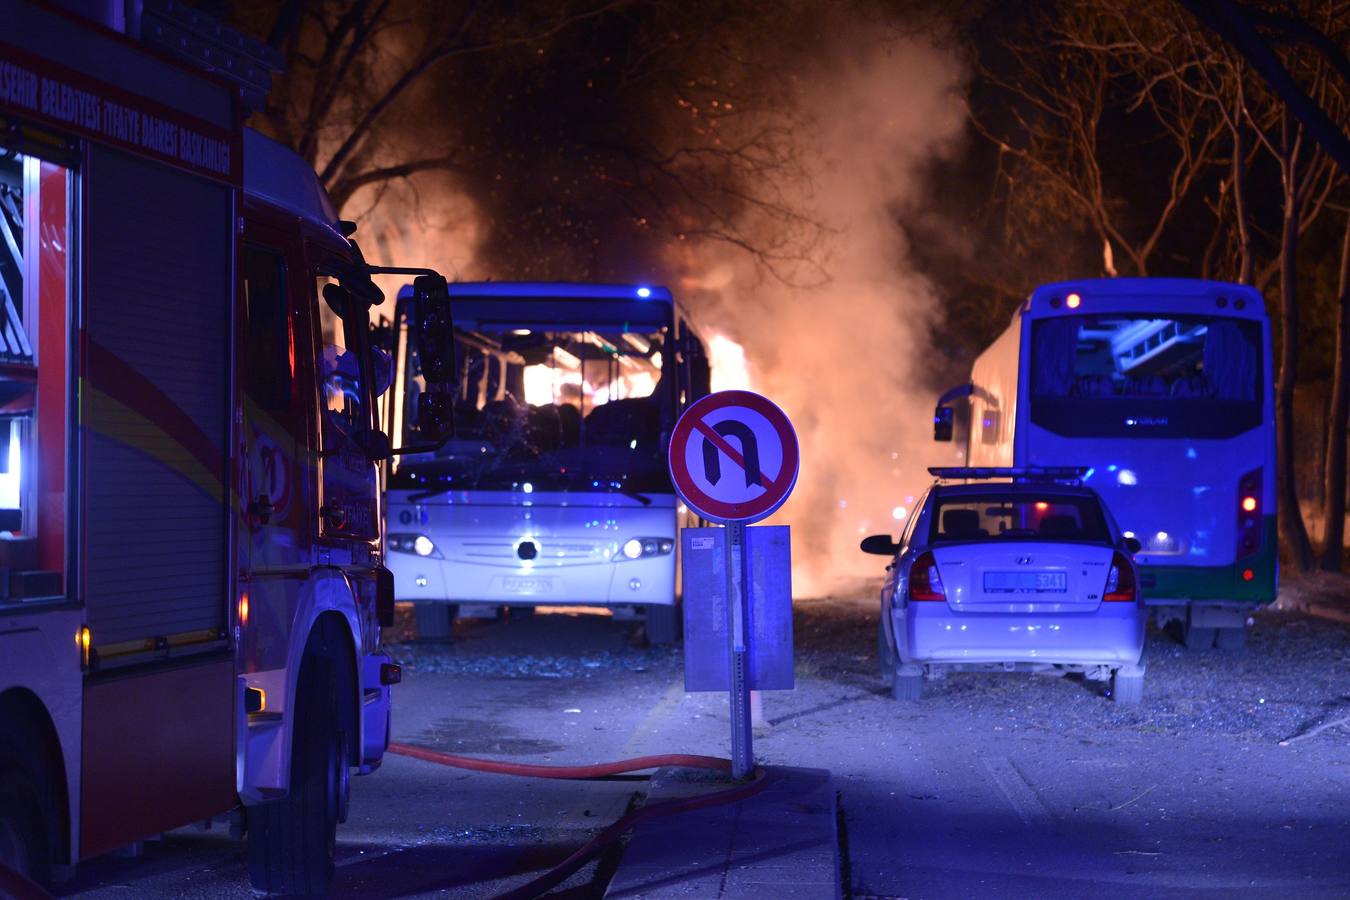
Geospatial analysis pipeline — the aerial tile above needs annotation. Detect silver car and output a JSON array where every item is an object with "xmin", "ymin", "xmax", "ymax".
[{"xmin": 863, "ymin": 468, "xmax": 1146, "ymax": 703}]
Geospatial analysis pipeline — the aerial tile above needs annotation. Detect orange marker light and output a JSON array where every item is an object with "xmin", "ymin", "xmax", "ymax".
[
  {"xmin": 1034, "ymin": 501, "xmax": 1049, "ymax": 511},
  {"xmin": 77, "ymin": 626, "xmax": 91, "ymax": 669},
  {"xmin": 1242, "ymin": 568, "xmax": 1255, "ymax": 582},
  {"xmin": 238, "ymin": 592, "xmax": 250, "ymax": 627},
  {"xmin": 1066, "ymin": 292, "xmax": 1082, "ymax": 309},
  {"xmin": 1241, "ymin": 496, "xmax": 1257, "ymax": 512}
]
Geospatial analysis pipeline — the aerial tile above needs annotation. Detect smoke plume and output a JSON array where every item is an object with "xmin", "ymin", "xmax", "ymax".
[
  {"xmin": 677, "ymin": 29, "xmax": 969, "ymax": 596},
  {"xmin": 347, "ymin": 8, "xmax": 970, "ymax": 597}
]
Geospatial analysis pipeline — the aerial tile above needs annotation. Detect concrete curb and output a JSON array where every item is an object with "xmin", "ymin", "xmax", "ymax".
[{"xmin": 605, "ymin": 765, "xmax": 840, "ymax": 899}]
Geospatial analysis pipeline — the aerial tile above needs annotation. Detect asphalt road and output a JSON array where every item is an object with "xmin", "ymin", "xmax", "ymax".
[{"xmin": 62, "ymin": 597, "xmax": 1350, "ymax": 899}]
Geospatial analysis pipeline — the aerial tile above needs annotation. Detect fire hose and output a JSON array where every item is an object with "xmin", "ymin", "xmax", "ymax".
[
  {"xmin": 386, "ymin": 742, "xmax": 773, "ymax": 900},
  {"xmin": 0, "ymin": 748, "xmax": 769, "ymax": 900}
]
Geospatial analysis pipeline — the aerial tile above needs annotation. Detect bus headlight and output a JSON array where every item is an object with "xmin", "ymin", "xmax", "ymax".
[
  {"xmin": 389, "ymin": 533, "xmax": 443, "ymax": 558},
  {"xmin": 618, "ymin": 537, "xmax": 675, "ymax": 561}
]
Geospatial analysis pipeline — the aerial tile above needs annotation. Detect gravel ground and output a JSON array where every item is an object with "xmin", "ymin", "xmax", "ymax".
[
  {"xmin": 790, "ymin": 596, "xmax": 1350, "ymax": 746},
  {"xmin": 64, "ymin": 584, "xmax": 1350, "ymax": 898}
]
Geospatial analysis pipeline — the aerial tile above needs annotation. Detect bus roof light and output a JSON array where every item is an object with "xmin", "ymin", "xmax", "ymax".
[
  {"xmin": 636, "ymin": 286, "xmax": 652, "ymax": 298},
  {"xmin": 1065, "ymin": 292, "xmax": 1081, "ymax": 309}
]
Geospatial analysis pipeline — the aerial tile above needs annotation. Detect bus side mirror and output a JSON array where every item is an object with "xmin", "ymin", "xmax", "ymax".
[
  {"xmin": 933, "ymin": 406, "xmax": 953, "ymax": 442},
  {"xmin": 1121, "ymin": 535, "xmax": 1142, "ymax": 555}
]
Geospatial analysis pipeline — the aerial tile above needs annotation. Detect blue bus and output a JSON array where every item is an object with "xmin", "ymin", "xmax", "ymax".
[{"xmin": 934, "ymin": 279, "xmax": 1276, "ymax": 648}]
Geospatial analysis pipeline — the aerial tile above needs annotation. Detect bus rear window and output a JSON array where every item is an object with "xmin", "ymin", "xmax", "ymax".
[{"xmin": 1030, "ymin": 314, "xmax": 1263, "ymax": 438}]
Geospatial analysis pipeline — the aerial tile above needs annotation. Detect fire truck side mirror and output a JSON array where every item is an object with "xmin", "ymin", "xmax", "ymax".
[
  {"xmin": 933, "ymin": 406, "xmax": 954, "ymax": 442},
  {"xmin": 413, "ymin": 274, "xmax": 454, "ymax": 384},
  {"xmin": 410, "ymin": 273, "xmax": 456, "ymax": 445},
  {"xmin": 416, "ymin": 391, "xmax": 455, "ymax": 440}
]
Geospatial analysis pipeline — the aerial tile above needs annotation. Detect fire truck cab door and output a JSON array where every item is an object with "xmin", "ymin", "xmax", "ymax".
[{"xmin": 239, "ymin": 224, "xmax": 314, "ymax": 672}]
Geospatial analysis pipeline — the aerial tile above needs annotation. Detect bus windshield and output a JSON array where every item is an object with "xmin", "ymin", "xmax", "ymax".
[
  {"xmin": 390, "ymin": 322, "xmax": 674, "ymax": 496},
  {"xmin": 1029, "ymin": 313, "xmax": 1263, "ymax": 439}
]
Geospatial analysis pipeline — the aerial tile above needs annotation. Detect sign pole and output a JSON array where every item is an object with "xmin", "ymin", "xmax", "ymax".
[
  {"xmin": 724, "ymin": 519, "xmax": 753, "ymax": 778},
  {"xmin": 668, "ymin": 390, "xmax": 799, "ymax": 782}
]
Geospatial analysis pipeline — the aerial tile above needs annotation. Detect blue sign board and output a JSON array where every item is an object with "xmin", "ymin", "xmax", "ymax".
[{"xmin": 682, "ymin": 525, "xmax": 794, "ymax": 692}]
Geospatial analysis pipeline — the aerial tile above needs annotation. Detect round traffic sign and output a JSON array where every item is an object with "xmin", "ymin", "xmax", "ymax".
[{"xmin": 668, "ymin": 390, "xmax": 800, "ymax": 524}]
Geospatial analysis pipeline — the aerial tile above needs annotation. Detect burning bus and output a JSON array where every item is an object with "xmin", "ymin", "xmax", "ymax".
[
  {"xmin": 382, "ymin": 282, "xmax": 710, "ymax": 642},
  {"xmin": 933, "ymin": 279, "xmax": 1276, "ymax": 649}
]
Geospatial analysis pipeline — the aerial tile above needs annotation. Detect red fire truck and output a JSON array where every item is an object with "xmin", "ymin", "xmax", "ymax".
[{"xmin": 0, "ymin": 1, "xmax": 454, "ymax": 894}]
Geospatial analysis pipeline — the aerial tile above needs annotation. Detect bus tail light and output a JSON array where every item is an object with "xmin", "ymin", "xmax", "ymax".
[
  {"xmin": 1237, "ymin": 467, "xmax": 1262, "ymax": 557},
  {"xmin": 908, "ymin": 552, "xmax": 946, "ymax": 602},
  {"xmin": 1103, "ymin": 552, "xmax": 1137, "ymax": 602}
]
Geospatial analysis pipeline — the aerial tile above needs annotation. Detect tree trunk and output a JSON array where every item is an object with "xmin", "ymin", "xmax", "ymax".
[
  {"xmin": 1276, "ymin": 113, "xmax": 1316, "ymax": 572},
  {"xmin": 1320, "ymin": 214, "xmax": 1350, "ymax": 571},
  {"xmin": 1232, "ymin": 90, "xmax": 1253, "ymax": 284}
]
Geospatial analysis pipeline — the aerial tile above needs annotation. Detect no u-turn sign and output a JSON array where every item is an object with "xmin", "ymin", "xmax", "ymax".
[{"xmin": 668, "ymin": 390, "xmax": 800, "ymax": 524}]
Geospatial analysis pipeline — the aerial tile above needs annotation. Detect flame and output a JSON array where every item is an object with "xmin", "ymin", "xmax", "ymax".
[{"xmin": 708, "ymin": 334, "xmax": 751, "ymax": 392}]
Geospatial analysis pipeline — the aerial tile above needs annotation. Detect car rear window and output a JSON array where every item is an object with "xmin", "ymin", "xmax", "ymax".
[{"xmin": 928, "ymin": 493, "xmax": 1111, "ymax": 544}]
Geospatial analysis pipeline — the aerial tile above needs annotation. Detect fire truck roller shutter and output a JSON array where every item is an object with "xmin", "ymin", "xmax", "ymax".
[{"xmin": 82, "ymin": 146, "xmax": 230, "ymax": 649}]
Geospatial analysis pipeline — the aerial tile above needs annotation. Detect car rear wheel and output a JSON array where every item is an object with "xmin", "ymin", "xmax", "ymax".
[
  {"xmin": 892, "ymin": 665, "xmax": 923, "ymax": 701},
  {"xmin": 1110, "ymin": 666, "xmax": 1145, "ymax": 705},
  {"xmin": 877, "ymin": 619, "xmax": 896, "ymax": 689}
]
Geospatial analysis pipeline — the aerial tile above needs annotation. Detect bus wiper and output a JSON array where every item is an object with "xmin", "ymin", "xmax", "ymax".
[
  {"xmin": 408, "ymin": 486, "xmax": 453, "ymax": 504},
  {"xmin": 620, "ymin": 488, "xmax": 652, "ymax": 506}
]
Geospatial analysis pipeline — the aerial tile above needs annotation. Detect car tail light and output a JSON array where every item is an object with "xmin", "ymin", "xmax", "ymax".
[
  {"xmin": 1237, "ymin": 467, "xmax": 1262, "ymax": 557},
  {"xmin": 1103, "ymin": 551, "xmax": 1136, "ymax": 602},
  {"xmin": 908, "ymin": 551, "xmax": 946, "ymax": 602}
]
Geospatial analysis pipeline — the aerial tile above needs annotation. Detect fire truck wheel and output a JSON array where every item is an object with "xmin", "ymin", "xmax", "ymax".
[
  {"xmin": 247, "ymin": 656, "xmax": 341, "ymax": 897},
  {"xmin": 0, "ymin": 764, "xmax": 51, "ymax": 889}
]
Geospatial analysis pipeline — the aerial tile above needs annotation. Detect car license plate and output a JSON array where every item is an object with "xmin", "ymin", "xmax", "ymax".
[
  {"xmin": 502, "ymin": 576, "xmax": 553, "ymax": 594},
  {"xmin": 983, "ymin": 571, "xmax": 1067, "ymax": 593}
]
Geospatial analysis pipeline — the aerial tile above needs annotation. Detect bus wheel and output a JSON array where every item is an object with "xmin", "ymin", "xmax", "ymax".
[
  {"xmin": 0, "ymin": 764, "xmax": 50, "ymax": 889},
  {"xmin": 414, "ymin": 602, "xmax": 455, "ymax": 641},
  {"xmin": 877, "ymin": 619, "xmax": 896, "ymax": 689},
  {"xmin": 248, "ymin": 657, "xmax": 340, "ymax": 897},
  {"xmin": 645, "ymin": 604, "xmax": 680, "ymax": 645},
  {"xmin": 1215, "ymin": 626, "xmax": 1246, "ymax": 650},
  {"xmin": 1182, "ymin": 624, "xmax": 1216, "ymax": 651}
]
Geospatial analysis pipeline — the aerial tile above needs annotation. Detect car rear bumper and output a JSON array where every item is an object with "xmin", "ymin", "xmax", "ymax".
[{"xmin": 895, "ymin": 602, "xmax": 1144, "ymax": 666}]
